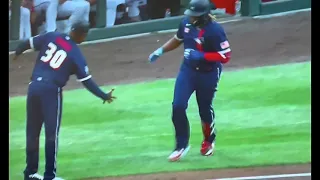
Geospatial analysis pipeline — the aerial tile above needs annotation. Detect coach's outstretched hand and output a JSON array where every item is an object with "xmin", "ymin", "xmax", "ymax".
[{"xmin": 104, "ymin": 88, "xmax": 117, "ymax": 104}]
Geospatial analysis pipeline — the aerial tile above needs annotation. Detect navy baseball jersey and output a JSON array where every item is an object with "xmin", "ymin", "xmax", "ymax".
[
  {"xmin": 29, "ymin": 32, "xmax": 91, "ymax": 87},
  {"xmin": 175, "ymin": 17, "xmax": 231, "ymax": 67}
]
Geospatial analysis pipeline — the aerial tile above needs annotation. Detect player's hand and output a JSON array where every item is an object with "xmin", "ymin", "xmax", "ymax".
[
  {"xmin": 148, "ymin": 48, "xmax": 163, "ymax": 63},
  {"xmin": 184, "ymin": 49, "xmax": 204, "ymax": 61},
  {"xmin": 103, "ymin": 88, "xmax": 116, "ymax": 104}
]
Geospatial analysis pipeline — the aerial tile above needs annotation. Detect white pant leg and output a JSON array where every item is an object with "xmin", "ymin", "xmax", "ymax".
[
  {"xmin": 57, "ymin": 1, "xmax": 90, "ymax": 33},
  {"xmin": 45, "ymin": 0, "xmax": 59, "ymax": 32},
  {"xmin": 20, "ymin": 7, "xmax": 31, "ymax": 40},
  {"xmin": 106, "ymin": 0, "xmax": 125, "ymax": 27}
]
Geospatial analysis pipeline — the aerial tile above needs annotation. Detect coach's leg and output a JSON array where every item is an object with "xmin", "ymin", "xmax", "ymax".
[
  {"xmin": 24, "ymin": 83, "xmax": 44, "ymax": 178},
  {"xmin": 195, "ymin": 66, "xmax": 222, "ymax": 155},
  {"xmin": 42, "ymin": 87, "xmax": 63, "ymax": 180},
  {"xmin": 45, "ymin": 0, "xmax": 59, "ymax": 32},
  {"xmin": 172, "ymin": 67, "xmax": 195, "ymax": 150}
]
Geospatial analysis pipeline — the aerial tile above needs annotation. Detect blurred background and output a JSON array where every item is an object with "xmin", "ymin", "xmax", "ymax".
[{"xmin": 8, "ymin": 0, "xmax": 278, "ymax": 41}]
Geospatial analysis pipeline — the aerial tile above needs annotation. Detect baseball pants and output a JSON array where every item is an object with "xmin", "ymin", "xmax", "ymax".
[
  {"xmin": 172, "ymin": 63, "xmax": 222, "ymax": 149},
  {"xmin": 24, "ymin": 81, "xmax": 63, "ymax": 180}
]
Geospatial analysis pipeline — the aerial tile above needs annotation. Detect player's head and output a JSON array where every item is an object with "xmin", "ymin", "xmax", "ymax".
[
  {"xmin": 69, "ymin": 21, "xmax": 90, "ymax": 44},
  {"xmin": 184, "ymin": 0, "xmax": 216, "ymax": 27}
]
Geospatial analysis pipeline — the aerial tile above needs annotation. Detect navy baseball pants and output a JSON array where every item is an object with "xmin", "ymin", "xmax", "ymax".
[
  {"xmin": 24, "ymin": 81, "xmax": 62, "ymax": 180},
  {"xmin": 172, "ymin": 63, "xmax": 222, "ymax": 149}
]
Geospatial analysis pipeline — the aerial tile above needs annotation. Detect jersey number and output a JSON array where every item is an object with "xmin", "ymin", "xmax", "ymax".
[{"xmin": 40, "ymin": 42, "xmax": 67, "ymax": 69}]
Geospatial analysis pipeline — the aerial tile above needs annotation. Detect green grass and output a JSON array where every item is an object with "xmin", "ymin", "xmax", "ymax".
[{"xmin": 9, "ymin": 62, "xmax": 311, "ymax": 180}]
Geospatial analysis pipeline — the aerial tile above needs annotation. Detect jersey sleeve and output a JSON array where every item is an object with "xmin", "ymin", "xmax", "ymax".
[
  {"xmin": 29, "ymin": 33, "xmax": 47, "ymax": 50},
  {"xmin": 203, "ymin": 27, "xmax": 232, "ymax": 64},
  {"xmin": 72, "ymin": 52, "xmax": 92, "ymax": 82},
  {"xmin": 174, "ymin": 20, "xmax": 185, "ymax": 41},
  {"xmin": 211, "ymin": 31, "xmax": 231, "ymax": 58}
]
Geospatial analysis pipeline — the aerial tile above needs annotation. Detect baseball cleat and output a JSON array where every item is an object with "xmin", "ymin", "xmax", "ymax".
[
  {"xmin": 168, "ymin": 145, "xmax": 191, "ymax": 162},
  {"xmin": 25, "ymin": 173, "xmax": 43, "ymax": 180},
  {"xmin": 201, "ymin": 141, "xmax": 215, "ymax": 156}
]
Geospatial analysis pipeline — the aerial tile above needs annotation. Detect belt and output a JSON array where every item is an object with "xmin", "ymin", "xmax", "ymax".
[
  {"xmin": 30, "ymin": 76, "xmax": 60, "ymax": 87},
  {"xmin": 186, "ymin": 64, "xmax": 214, "ymax": 72}
]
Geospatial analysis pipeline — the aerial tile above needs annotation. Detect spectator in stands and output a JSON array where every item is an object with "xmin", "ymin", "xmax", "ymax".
[
  {"xmin": 89, "ymin": 0, "xmax": 125, "ymax": 27},
  {"xmin": 114, "ymin": 3, "xmax": 129, "ymax": 25},
  {"xmin": 87, "ymin": 0, "xmax": 97, "ymax": 27},
  {"xmin": 30, "ymin": 0, "xmax": 90, "ymax": 34},
  {"xmin": 89, "ymin": 0, "xmax": 148, "ymax": 27},
  {"xmin": 137, "ymin": 0, "xmax": 148, "ymax": 21},
  {"xmin": 116, "ymin": 0, "xmax": 147, "ymax": 24}
]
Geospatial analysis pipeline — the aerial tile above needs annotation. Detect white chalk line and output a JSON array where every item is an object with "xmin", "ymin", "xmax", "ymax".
[
  {"xmin": 9, "ymin": 8, "xmax": 310, "ymax": 55},
  {"xmin": 207, "ymin": 172, "xmax": 311, "ymax": 180}
]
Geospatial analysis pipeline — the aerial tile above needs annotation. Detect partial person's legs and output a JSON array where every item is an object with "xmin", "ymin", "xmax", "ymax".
[{"xmin": 20, "ymin": 7, "xmax": 31, "ymax": 40}]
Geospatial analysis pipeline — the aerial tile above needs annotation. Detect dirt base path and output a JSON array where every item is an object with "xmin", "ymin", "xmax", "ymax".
[
  {"xmin": 87, "ymin": 164, "xmax": 311, "ymax": 180},
  {"xmin": 9, "ymin": 11, "xmax": 311, "ymax": 180}
]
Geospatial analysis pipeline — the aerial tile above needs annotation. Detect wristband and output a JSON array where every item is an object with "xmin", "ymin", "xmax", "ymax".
[{"xmin": 155, "ymin": 47, "xmax": 164, "ymax": 56}]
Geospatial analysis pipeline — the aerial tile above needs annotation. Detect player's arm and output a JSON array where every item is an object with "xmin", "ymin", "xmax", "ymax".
[
  {"xmin": 202, "ymin": 38, "xmax": 231, "ymax": 64},
  {"xmin": 81, "ymin": 77, "xmax": 112, "ymax": 102},
  {"xmin": 74, "ymin": 56, "xmax": 115, "ymax": 103},
  {"xmin": 159, "ymin": 21, "xmax": 184, "ymax": 53},
  {"xmin": 185, "ymin": 31, "xmax": 231, "ymax": 64},
  {"xmin": 148, "ymin": 21, "xmax": 184, "ymax": 62},
  {"xmin": 15, "ymin": 33, "xmax": 47, "ymax": 56},
  {"xmin": 203, "ymin": 29, "xmax": 232, "ymax": 64}
]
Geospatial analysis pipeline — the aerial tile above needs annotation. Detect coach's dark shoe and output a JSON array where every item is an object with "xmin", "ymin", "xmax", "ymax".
[
  {"xmin": 25, "ymin": 173, "xmax": 43, "ymax": 180},
  {"xmin": 201, "ymin": 141, "xmax": 215, "ymax": 156}
]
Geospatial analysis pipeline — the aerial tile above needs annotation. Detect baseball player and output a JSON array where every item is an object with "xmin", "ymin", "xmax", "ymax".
[
  {"xmin": 148, "ymin": 0, "xmax": 231, "ymax": 162},
  {"xmin": 33, "ymin": 0, "xmax": 90, "ymax": 33},
  {"xmin": 13, "ymin": 22, "xmax": 116, "ymax": 180}
]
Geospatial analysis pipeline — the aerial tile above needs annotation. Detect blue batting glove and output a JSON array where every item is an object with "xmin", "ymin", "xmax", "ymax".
[
  {"xmin": 149, "ymin": 48, "xmax": 163, "ymax": 63},
  {"xmin": 184, "ymin": 48, "xmax": 204, "ymax": 61}
]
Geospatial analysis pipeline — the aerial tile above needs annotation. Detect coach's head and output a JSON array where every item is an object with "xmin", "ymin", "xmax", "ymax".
[
  {"xmin": 184, "ymin": 0, "xmax": 216, "ymax": 27},
  {"xmin": 69, "ymin": 21, "xmax": 90, "ymax": 44}
]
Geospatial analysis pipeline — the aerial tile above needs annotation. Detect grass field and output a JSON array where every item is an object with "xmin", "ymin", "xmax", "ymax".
[{"xmin": 9, "ymin": 62, "xmax": 311, "ymax": 180}]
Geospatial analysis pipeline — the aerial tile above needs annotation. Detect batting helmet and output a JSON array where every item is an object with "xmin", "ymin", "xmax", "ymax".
[{"xmin": 184, "ymin": 0, "xmax": 214, "ymax": 17}]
